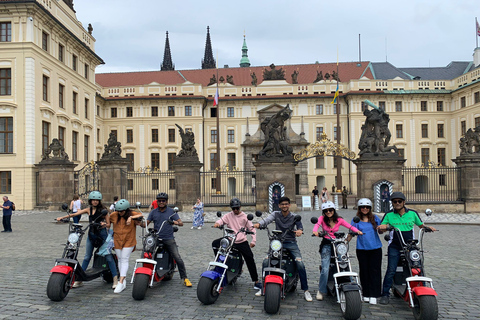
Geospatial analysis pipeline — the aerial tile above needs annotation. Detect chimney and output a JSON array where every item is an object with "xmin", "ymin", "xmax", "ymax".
[{"xmin": 474, "ymin": 47, "xmax": 480, "ymax": 67}]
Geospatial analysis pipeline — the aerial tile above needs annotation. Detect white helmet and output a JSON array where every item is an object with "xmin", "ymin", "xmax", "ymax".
[
  {"xmin": 321, "ymin": 201, "xmax": 335, "ymax": 211},
  {"xmin": 357, "ymin": 198, "xmax": 372, "ymax": 207}
]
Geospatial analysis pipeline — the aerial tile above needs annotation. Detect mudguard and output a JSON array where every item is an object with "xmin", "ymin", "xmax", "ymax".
[
  {"xmin": 135, "ymin": 267, "xmax": 154, "ymax": 276},
  {"xmin": 265, "ymin": 274, "xmax": 283, "ymax": 285},
  {"xmin": 200, "ymin": 270, "xmax": 222, "ymax": 281},
  {"xmin": 340, "ymin": 283, "xmax": 361, "ymax": 292},
  {"xmin": 50, "ymin": 265, "xmax": 73, "ymax": 275},
  {"xmin": 412, "ymin": 286, "xmax": 438, "ymax": 296}
]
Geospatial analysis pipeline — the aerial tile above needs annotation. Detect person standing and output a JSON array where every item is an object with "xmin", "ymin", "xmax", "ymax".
[
  {"xmin": 311, "ymin": 186, "xmax": 319, "ymax": 208},
  {"xmin": 381, "ymin": 187, "xmax": 390, "ymax": 213},
  {"xmin": 348, "ymin": 198, "xmax": 382, "ymax": 304},
  {"xmin": 109, "ymin": 196, "xmax": 119, "ymax": 212},
  {"xmin": 191, "ymin": 197, "xmax": 204, "ymax": 229},
  {"xmin": 1, "ymin": 196, "xmax": 13, "ymax": 232},
  {"xmin": 321, "ymin": 187, "xmax": 329, "ymax": 203},
  {"xmin": 272, "ymin": 189, "xmax": 280, "ymax": 211},
  {"xmin": 69, "ymin": 194, "xmax": 83, "ymax": 224},
  {"xmin": 342, "ymin": 186, "xmax": 348, "ymax": 209}
]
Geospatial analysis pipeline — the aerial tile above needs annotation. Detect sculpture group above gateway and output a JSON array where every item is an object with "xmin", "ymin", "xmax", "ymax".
[{"xmin": 259, "ymin": 104, "xmax": 293, "ymax": 159}]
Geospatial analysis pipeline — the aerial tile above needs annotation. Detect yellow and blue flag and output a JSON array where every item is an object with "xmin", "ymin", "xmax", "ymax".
[{"xmin": 331, "ymin": 82, "xmax": 339, "ymax": 104}]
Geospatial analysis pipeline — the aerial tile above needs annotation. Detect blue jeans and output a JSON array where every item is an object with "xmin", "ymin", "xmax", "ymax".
[
  {"xmin": 73, "ymin": 213, "xmax": 81, "ymax": 224},
  {"xmin": 382, "ymin": 245, "xmax": 401, "ymax": 296},
  {"xmin": 283, "ymin": 242, "xmax": 308, "ymax": 291},
  {"xmin": 319, "ymin": 244, "xmax": 332, "ymax": 294},
  {"xmin": 81, "ymin": 229, "xmax": 117, "ymax": 277}
]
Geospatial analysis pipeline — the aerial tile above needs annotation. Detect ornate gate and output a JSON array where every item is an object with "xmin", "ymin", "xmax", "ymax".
[{"xmin": 74, "ymin": 161, "xmax": 99, "ymax": 203}]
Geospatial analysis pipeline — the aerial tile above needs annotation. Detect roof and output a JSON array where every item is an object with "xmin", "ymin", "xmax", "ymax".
[{"xmin": 370, "ymin": 61, "xmax": 473, "ymax": 80}]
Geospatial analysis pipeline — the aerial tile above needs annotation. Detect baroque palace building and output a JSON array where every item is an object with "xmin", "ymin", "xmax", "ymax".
[{"xmin": 1, "ymin": 0, "xmax": 480, "ymax": 209}]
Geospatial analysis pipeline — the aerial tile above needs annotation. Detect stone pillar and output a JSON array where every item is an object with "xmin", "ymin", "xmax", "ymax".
[
  {"xmin": 173, "ymin": 158, "xmax": 203, "ymax": 211},
  {"xmin": 97, "ymin": 159, "xmax": 129, "ymax": 204},
  {"xmin": 353, "ymin": 154, "xmax": 406, "ymax": 201},
  {"xmin": 254, "ymin": 157, "xmax": 298, "ymax": 212},
  {"xmin": 452, "ymin": 155, "xmax": 480, "ymax": 213},
  {"xmin": 35, "ymin": 161, "xmax": 76, "ymax": 210}
]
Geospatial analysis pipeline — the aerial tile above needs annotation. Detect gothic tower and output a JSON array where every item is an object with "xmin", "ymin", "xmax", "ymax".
[
  {"xmin": 239, "ymin": 34, "xmax": 251, "ymax": 67},
  {"xmin": 161, "ymin": 31, "xmax": 175, "ymax": 71},
  {"xmin": 202, "ymin": 26, "xmax": 216, "ymax": 69}
]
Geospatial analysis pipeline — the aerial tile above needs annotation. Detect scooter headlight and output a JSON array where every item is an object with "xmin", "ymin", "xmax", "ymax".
[
  {"xmin": 336, "ymin": 243, "xmax": 348, "ymax": 256},
  {"xmin": 410, "ymin": 250, "xmax": 421, "ymax": 262},
  {"xmin": 144, "ymin": 235, "xmax": 156, "ymax": 252},
  {"xmin": 68, "ymin": 233, "xmax": 79, "ymax": 244},
  {"xmin": 220, "ymin": 238, "xmax": 230, "ymax": 249},
  {"xmin": 270, "ymin": 240, "xmax": 282, "ymax": 251}
]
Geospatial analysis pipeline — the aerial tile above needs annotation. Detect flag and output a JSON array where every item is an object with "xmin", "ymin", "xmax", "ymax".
[
  {"xmin": 213, "ymin": 88, "xmax": 219, "ymax": 106},
  {"xmin": 330, "ymin": 82, "xmax": 339, "ymax": 104},
  {"xmin": 477, "ymin": 20, "xmax": 480, "ymax": 36}
]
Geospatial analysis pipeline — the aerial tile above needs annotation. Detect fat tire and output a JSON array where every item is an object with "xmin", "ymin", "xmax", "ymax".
[
  {"xmin": 264, "ymin": 283, "xmax": 282, "ymax": 314},
  {"xmin": 341, "ymin": 290, "xmax": 362, "ymax": 320},
  {"xmin": 47, "ymin": 273, "xmax": 71, "ymax": 302},
  {"xmin": 413, "ymin": 295, "xmax": 438, "ymax": 320},
  {"xmin": 132, "ymin": 273, "xmax": 150, "ymax": 301},
  {"xmin": 197, "ymin": 277, "xmax": 219, "ymax": 305}
]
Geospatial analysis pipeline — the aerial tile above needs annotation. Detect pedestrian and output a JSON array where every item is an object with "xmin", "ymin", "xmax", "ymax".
[
  {"xmin": 272, "ymin": 189, "xmax": 280, "ymax": 211},
  {"xmin": 191, "ymin": 197, "xmax": 204, "ymax": 229},
  {"xmin": 321, "ymin": 187, "xmax": 329, "ymax": 203},
  {"xmin": 348, "ymin": 198, "xmax": 382, "ymax": 304},
  {"xmin": 56, "ymin": 191, "xmax": 118, "ymax": 288},
  {"xmin": 381, "ymin": 187, "xmax": 390, "ymax": 213},
  {"xmin": 342, "ymin": 186, "xmax": 348, "ymax": 209},
  {"xmin": 311, "ymin": 186, "xmax": 319, "ymax": 207},
  {"xmin": 145, "ymin": 192, "xmax": 192, "ymax": 287},
  {"xmin": 110, "ymin": 199, "xmax": 142, "ymax": 293},
  {"xmin": 69, "ymin": 194, "xmax": 83, "ymax": 224},
  {"xmin": 109, "ymin": 195, "xmax": 119, "ymax": 212},
  {"xmin": 148, "ymin": 197, "xmax": 159, "ymax": 211},
  {"xmin": 377, "ymin": 192, "xmax": 436, "ymax": 305},
  {"xmin": 1, "ymin": 196, "xmax": 13, "ymax": 232},
  {"xmin": 312, "ymin": 201, "xmax": 363, "ymax": 301},
  {"xmin": 212, "ymin": 198, "xmax": 261, "ymax": 291}
]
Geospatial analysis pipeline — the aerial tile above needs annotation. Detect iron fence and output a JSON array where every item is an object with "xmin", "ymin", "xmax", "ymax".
[
  {"xmin": 200, "ymin": 170, "xmax": 256, "ymax": 206},
  {"xmin": 124, "ymin": 169, "xmax": 176, "ymax": 207},
  {"xmin": 401, "ymin": 166, "xmax": 462, "ymax": 203}
]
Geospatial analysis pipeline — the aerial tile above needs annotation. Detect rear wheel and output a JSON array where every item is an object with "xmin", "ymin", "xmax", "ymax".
[
  {"xmin": 132, "ymin": 273, "xmax": 150, "ymax": 300},
  {"xmin": 340, "ymin": 290, "xmax": 362, "ymax": 320},
  {"xmin": 413, "ymin": 295, "xmax": 438, "ymax": 320},
  {"xmin": 47, "ymin": 273, "xmax": 72, "ymax": 302},
  {"xmin": 197, "ymin": 277, "xmax": 220, "ymax": 305},
  {"xmin": 264, "ymin": 283, "xmax": 282, "ymax": 314}
]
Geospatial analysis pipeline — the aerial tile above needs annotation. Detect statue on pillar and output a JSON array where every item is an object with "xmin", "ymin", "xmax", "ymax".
[
  {"xmin": 41, "ymin": 138, "xmax": 69, "ymax": 161},
  {"xmin": 459, "ymin": 126, "xmax": 480, "ymax": 155},
  {"xmin": 175, "ymin": 124, "xmax": 198, "ymax": 158},
  {"xmin": 259, "ymin": 104, "xmax": 293, "ymax": 158},
  {"xmin": 101, "ymin": 132, "xmax": 123, "ymax": 160}
]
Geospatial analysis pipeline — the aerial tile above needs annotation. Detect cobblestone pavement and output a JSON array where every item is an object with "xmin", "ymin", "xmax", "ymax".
[{"xmin": 0, "ymin": 209, "xmax": 479, "ymax": 319}]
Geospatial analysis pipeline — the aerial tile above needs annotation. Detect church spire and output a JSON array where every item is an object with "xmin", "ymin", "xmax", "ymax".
[
  {"xmin": 161, "ymin": 31, "xmax": 174, "ymax": 71},
  {"xmin": 239, "ymin": 32, "xmax": 250, "ymax": 67},
  {"xmin": 202, "ymin": 26, "xmax": 216, "ymax": 69}
]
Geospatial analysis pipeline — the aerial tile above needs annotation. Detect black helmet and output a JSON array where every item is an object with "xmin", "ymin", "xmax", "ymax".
[
  {"xmin": 156, "ymin": 192, "xmax": 168, "ymax": 200},
  {"xmin": 230, "ymin": 198, "xmax": 241, "ymax": 209},
  {"xmin": 390, "ymin": 191, "xmax": 406, "ymax": 201}
]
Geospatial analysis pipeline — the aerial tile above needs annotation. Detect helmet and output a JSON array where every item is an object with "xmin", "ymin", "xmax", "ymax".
[
  {"xmin": 390, "ymin": 191, "xmax": 406, "ymax": 201},
  {"xmin": 230, "ymin": 198, "xmax": 241, "ymax": 208},
  {"xmin": 357, "ymin": 198, "xmax": 372, "ymax": 207},
  {"xmin": 88, "ymin": 191, "xmax": 102, "ymax": 201},
  {"xmin": 115, "ymin": 199, "xmax": 130, "ymax": 211},
  {"xmin": 156, "ymin": 192, "xmax": 168, "ymax": 200},
  {"xmin": 321, "ymin": 201, "xmax": 335, "ymax": 211}
]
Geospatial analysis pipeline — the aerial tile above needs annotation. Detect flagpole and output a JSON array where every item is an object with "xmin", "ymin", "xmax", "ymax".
[
  {"xmin": 215, "ymin": 50, "xmax": 221, "ymax": 194},
  {"xmin": 335, "ymin": 47, "xmax": 342, "ymax": 192},
  {"xmin": 476, "ymin": 17, "xmax": 479, "ymax": 49}
]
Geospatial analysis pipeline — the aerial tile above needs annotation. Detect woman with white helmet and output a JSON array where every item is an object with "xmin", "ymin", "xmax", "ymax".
[
  {"xmin": 348, "ymin": 198, "xmax": 382, "ymax": 304},
  {"xmin": 312, "ymin": 201, "xmax": 363, "ymax": 301}
]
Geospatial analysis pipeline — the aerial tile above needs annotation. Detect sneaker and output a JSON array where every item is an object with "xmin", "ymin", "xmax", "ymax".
[
  {"xmin": 316, "ymin": 291, "xmax": 324, "ymax": 301},
  {"xmin": 184, "ymin": 278, "xmax": 192, "ymax": 287},
  {"xmin": 304, "ymin": 290, "xmax": 313, "ymax": 302},
  {"xmin": 72, "ymin": 281, "xmax": 83, "ymax": 288},
  {"xmin": 254, "ymin": 282, "xmax": 262, "ymax": 290},
  {"xmin": 191, "ymin": 226, "xmax": 195, "ymax": 229},
  {"xmin": 379, "ymin": 296, "xmax": 389, "ymax": 305},
  {"xmin": 114, "ymin": 281, "xmax": 126, "ymax": 293},
  {"xmin": 369, "ymin": 297, "xmax": 377, "ymax": 305},
  {"xmin": 198, "ymin": 226, "xmax": 202, "ymax": 230},
  {"xmin": 255, "ymin": 289, "xmax": 262, "ymax": 297},
  {"xmin": 363, "ymin": 297, "xmax": 370, "ymax": 302}
]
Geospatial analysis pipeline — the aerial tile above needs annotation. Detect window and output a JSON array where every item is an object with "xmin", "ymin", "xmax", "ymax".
[
  {"xmin": 421, "ymin": 148, "xmax": 430, "ymax": 165},
  {"xmin": 97, "ymin": 105, "xmax": 100, "ymax": 116},
  {"xmin": 0, "ymin": 171, "xmax": 11, "ymax": 193},
  {"xmin": 151, "ymin": 106, "xmax": 158, "ymax": 117},
  {"xmin": 185, "ymin": 106, "xmax": 192, "ymax": 116},
  {"xmin": 333, "ymin": 104, "xmax": 338, "ymax": 115},
  {"xmin": 168, "ymin": 106, "xmax": 175, "ymax": 116},
  {"xmin": 84, "ymin": 135, "xmax": 89, "ymax": 162},
  {"xmin": 126, "ymin": 153, "xmax": 134, "ymax": 171},
  {"xmin": 59, "ymin": 84, "xmax": 64, "ymax": 109},
  {"xmin": 211, "ymin": 178, "xmax": 217, "ymax": 190},
  {"xmin": 211, "ymin": 108, "xmax": 217, "ymax": 118},
  {"xmin": 316, "ymin": 127, "xmax": 324, "ymax": 141},
  {"xmin": 168, "ymin": 153, "xmax": 176, "ymax": 170},
  {"xmin": 111, "ymin": 107, "xmax": 117, "ymax": 118},
  {"xmin": 361, "ymin": 101, "xmax": 368, "ymax": 112},
  {"xmin": 97, "ymin": 153, "xmax": 100, "ymax": 161},
  {"xmin": 151, "ymin": 153, "xmax": 160, "ymax": 169},
  {"xmin": 437, "ymin": 101, "xmax": 443, "ymax": 112},
  {"xmin": 439, "ymin": 174, "xmax": 446, "ymax": 186},
  {"xmin": 0, "ymin": 117, "xmax": 13, "ymax": 153},
  {"xmin": 72, "ymin": 131, "xmax": 78, "ymax": 161},
  {"xmin": 398, "ymin": 148, "xmax": 404, "ymax": 158},
  {"xmin": 395, "ymin": 101, "xmax": 402, "ymax": 112},
  {"xmin": 84, "ymin": 64, "xmax": 89, "ymax": 79},
  {"xmin": 126, "ymin": 107, "xmax": 133, "ymax": 117},
  {"xmin": 72, "ymin": 92, "xmax": 77, "ymax": 114},
  {"xmin": 475, "ymin": 91, "xmax": 480, "ymax": 104},
  {"xmin": 460, "ymin": 96, "xmax": 466, "ymax": 108},
  {"xmin": 97, "ymin": 128, "xmax": 100, "ymax": 142},
  {"xmin": 126, "ymin": 129, "xmax": 133, "ymax": 143},
  {"xmin": 152, "ymin": 129, "xmax": 158, "ymax": 143},
  {"xmin": 227, "ymin": 153, "xmax": 236, "ymax": 169},
  {"xmin": 227, "ymin": 107, "xmax": 234, "ymax": 117},
  {"xmin": 42, "ymin": 75, "xmax": 49, "ymax": 101},
  {"xmin": 315, "ymin": 104, "xmax": 323, "ymax": 115},
  {"xmin": 58, "ymin": 126, "xmax": 65, "ymax": 147},
  {"xmin": 421, "ymin": 101, "xmax": 427, "ymax": 112},
  {"xmin": 461, "ymin": 121, "xmax": 466, "ymax": 136},
  {"xmin": 333, "ymin": 126, "xmax": 337, "ymax": 140},
  {"xmin": 228, "ymin": 129, "xmax": 234, "ymax": 143},
  {"xmin": 210, "ymin": 153, "xmax": 217, "ymax": 170},
  {"xmin": 42, "ymin": 31, "xmax": 48, "ymax": 51},
  {"xmin": 0, "ymin": 68, "xmax": 11, "ymax": 95},
  {"xmin": 152, "ymin": 179, "xmax": 159, "ymax": 190},
  {"xmin": 437, "ymin": 124, "xmax": 444, "ymax": 138},
  {"xmin": 476, "ymin": 117, "xmax": 480, "ymax": 128},
  {"xmin": 379, "ymin": 101, "xmax": 386, "ymax": 111},
  {"xmin": 168, "ymin": 128, "xmax": 175, "ymax": 143},
  {"xmin": 58, "ymin": 44, "xmax": 64, "ymax": 62},
  {"xmin": 315, "ymin": 156, "xmax": 324, "ymax": 169},
  {"xmin": 421, "ymin": 124, "xmax": 428, "ymax": 138},
  {"xmin": 128, "ymin": 179, "xmax": 133, "ymax": 190},
  {"xmin": 211, "ymin": 129, "xmax": 217, "ymax": 143},
  {"xmin": 84, "ymin": 98, "xmax": 89, "ymax": 119},
  {"xmin": 72, "ymin": 54, "xmax": 77, "ymax": 71},
  {"xmin": 396, "ymin": 124, "xmax": 403, "ymax": 138},
  {"xmin": 169, "ymin": 179, "xmax": 175, "ymax": 190},
  {"xmin": 42, "ymin": 121, "xmax": 50, "ymax": 155},
  {"xmin": 0, "ymin": 22, "xmax": 11, "ymax": 42},
  {"xmin": 437, "ymin": 148, "xmax": 446, "ymax": 166}
]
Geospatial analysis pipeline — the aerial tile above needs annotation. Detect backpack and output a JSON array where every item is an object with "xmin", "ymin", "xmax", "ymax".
[{"xmin": 11, "ymin": 202, "xmax": 15, "ymax": 211}]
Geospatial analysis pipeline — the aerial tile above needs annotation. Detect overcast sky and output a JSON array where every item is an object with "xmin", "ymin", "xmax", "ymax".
[{"xmin": 73, "ymin": 0, "xmax": 479, "ymax": 74}]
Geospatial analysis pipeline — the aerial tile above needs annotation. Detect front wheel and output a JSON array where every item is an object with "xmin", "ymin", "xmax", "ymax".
[
  {"xmin": 413, "ymin": 295, "xmax": 438, "ymax": 320},
  {"xmin": 340, "ymin": 290, "xmax": 362, "ymax": 320},
  {"xmin": 264, "ymin": 283, "xmax": 282, "ymax": 314},
  {"xmin": 197, "ymin": 277, "xmax": 220, "ymax": 305},
  {"xmin": 132, "ymin": 273, "xmax": 150, "ymax": 300},
  {"xmin": 47, "ymin": 273, "xmax": 72, "ymax": 302}
]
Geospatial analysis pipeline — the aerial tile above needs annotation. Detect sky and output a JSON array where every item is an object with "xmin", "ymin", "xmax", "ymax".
[{"xmin": 73, "ymin": 0, "xmax": 480, "ymax": 74}]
